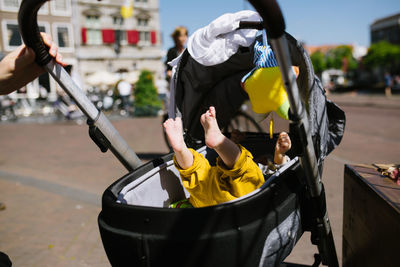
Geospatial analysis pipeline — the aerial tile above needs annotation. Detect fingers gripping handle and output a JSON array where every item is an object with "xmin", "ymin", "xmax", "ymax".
[
  {"xmin": 18, "ymin": 0, "xmax": 52, "ymax": 66},
  {"xmin": 248, "ymin": 0, "xmax": 285, "ymax": 39}
]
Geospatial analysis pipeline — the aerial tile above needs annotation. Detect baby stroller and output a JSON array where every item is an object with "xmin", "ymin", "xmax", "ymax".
[
  {"xmin": 19, "ymin": 0, "xmax": 345, "ymax": 266},
  {"xmin": 99, "ymin": 9, "xmax": 345, "ymax": 267}
]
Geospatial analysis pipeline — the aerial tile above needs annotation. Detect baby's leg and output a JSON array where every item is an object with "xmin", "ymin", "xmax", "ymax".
[
  {"xmin": 201, "ymin": 107, "xmax": 241, "ymax": 169},
  {"xmin": 163, "ymin": 117, "xmax": 193, "ymax": 169},
  {"xmin": 274, "ymin": 132, "xmax": 292, "ymax": 165}
]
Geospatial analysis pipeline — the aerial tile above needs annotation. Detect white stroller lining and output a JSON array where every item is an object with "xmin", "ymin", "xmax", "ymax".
[
  {"xmin": 118, "ymin": 144, "xmax": 299, "ymax": 208},
  {"xmin": 117, "ymin": 158, "xmax": 190, "ymax": 208}
]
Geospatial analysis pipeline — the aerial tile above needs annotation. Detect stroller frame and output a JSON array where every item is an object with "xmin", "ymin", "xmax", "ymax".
[
  {"xmin": 247, "ymin": 1, "xmax": 338, "ymax": 265},
  {"xmin": 18, "ymin": 0, "xmax": 341, "ymax": 266}
]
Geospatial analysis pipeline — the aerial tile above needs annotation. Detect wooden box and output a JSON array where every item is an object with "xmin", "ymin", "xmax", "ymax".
[{"xmin": 343, "ymin": 164, "xmax": 400, "ymax": 267}]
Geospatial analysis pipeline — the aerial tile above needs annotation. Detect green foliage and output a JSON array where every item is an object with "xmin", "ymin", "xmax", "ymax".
[
  {"xmin": 363, "ymin": 41, "xmax": 400, "ymax": 70},
  {"xmin": 134, "ymin": 70, "xmax": 162, "ymax": 116},
  {"xmin": 310, "ymin": 51, "xmax": 326, "ymax": 74},
  {"xmin": 310, "ymin": 45, "xmax": 358, "ymax": 74},
  {"xmin": 326, "ymin": 45, "xmax": 358, "ymax": 71}
]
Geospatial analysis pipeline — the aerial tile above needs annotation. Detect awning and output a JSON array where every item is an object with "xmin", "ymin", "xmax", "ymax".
[
  {"xmin": 124, "ymin": 71, "xmax": 140, "ymax": 84},
  {"xmin": 86, "ymin": 71, "xmax": 119, "ymax": 89}
]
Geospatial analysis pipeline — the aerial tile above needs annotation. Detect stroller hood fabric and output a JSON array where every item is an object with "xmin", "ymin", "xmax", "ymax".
[{"xmin": 172, "ymin": 26, "xmax": 345, "ymax": 166}]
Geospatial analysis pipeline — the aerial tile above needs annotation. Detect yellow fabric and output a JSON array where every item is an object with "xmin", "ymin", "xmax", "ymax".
[
  {"xmin": 243, "ymin": 66, "xmax": 299, "ymax": 120},
  {"xmin": 173, "ymin": 145, "xmax": 265, "ymax": 208}
]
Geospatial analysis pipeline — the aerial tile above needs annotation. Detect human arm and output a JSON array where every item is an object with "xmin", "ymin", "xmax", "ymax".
[{"xmin": 0, "ymin": 32, "xmax": 67, "ymax": 95}]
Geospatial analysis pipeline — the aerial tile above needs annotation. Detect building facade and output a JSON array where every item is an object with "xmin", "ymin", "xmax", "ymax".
[
  {"xmin": 76, "ymin": 0, "xmax": 163, "ymax": 90},
  {"xmin": 370, "ymin": 13, "xmax": 400, "ymax": 45},
  {"xmin": 1, "ymin": 0, "xmax": 163, "ymax": 99},
  {"xmin": 0, "ymin": 0, "xmax": 76, "ymax": 100}
]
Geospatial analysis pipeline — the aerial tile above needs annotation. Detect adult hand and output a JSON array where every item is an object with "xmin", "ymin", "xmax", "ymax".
[{"xmin": 0, "ymin": 32, "xmax": 67, "ymax": 95}]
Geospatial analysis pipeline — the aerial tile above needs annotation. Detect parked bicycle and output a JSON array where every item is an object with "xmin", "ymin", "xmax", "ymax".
[{"xmin": 0, "ymin": 95, "xmax": 17, "ymax": 122}]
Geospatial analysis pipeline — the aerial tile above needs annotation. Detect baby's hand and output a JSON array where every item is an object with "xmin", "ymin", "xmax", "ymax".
[{"xmin": 275, "ymin": 132, "xmax": 291, "ymax": 155}]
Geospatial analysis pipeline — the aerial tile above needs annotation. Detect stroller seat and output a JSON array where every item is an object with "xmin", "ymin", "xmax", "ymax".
[{"xmin": 99, "ymin": 133, "xmax": 306, "ymax": 267}]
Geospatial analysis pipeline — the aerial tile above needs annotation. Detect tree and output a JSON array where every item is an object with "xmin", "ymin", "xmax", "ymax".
[
  {"xmin": 325, "ymin": 45, "xmax": 358, "ymax": 72},
  {"xmin": 310, "ymin": 45, "xmax": 358, "ymax": 75},
  {"xmin": 310, "ymin": 50, "xmax": 326, "ymax": 75},
  {"xmin": 134, "ymin": 70, "xmax": 162, "ymax": 116},
  {"xmin": 363, "ymin": 41, "xmax": 400, "ymax": 72}
]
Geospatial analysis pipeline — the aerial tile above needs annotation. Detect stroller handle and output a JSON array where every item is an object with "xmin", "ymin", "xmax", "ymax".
[
  {"xmin": 18, "ymin": 0, "xmax": 52, "ymax": 66},
  {"xmin": 248, "ymin": 0, "xmax": 285, "ymax": 39}
]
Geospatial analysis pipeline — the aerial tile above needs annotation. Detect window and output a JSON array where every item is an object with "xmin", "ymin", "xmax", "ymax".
[
  {"xmin": 84, "ymin": 15, "xmax": 102, "ymax": 45},
  {"xmin": 1, "ymin": 20, "xmax": 50, "ymax": 51},
  {"xmin": 2, "ymin": 20, "xmax": 21, "ymax": 51},
  {"xmin": 38, "ymin": 2, "xmax": 49, "ymax": 15},
  {"xmin": 50, "ymin": 0, "xmax": 71, "ymax": 16},
  {"xmin": 114, "ymin": 30, "xmax": 127, "ymax": 45},
  {"xmin": 113, "ymin": 16, "xmax": 124, "ymax": 26},
  {"xmin": 57, "ymin": 27, "xmax": 69, "ymax": 47},
  {"xmin": 134, "ymin": 0, "xmax": 148, "ymax": 7},
  {"xmin": 38, "ymin": 21, "xmax": 50, "ymax": 35},
  {"xmin": 85, "ymin": 15, "xmax": 100, "ymax": 28},
  {"xmin": 1, "ymin": 0, "xmax": 19, "ymax": 11},
  {"xmin": 112, "ymin": 14, "xmax": 126, "ymax": 45},
  {"xmin": 86, "ymin": 29, "xmax": 102, "ymax": 45},
  {"xmin": 53, "ymin": 23, "xmax": 74, "ymax": 52},
  {"xmin": 137, "ymin": 18, "xmax": 148, "ymax": 27},
  {"xmin": 1, "ymin": 0, "xmax": 50, "ymax": 13},
  {"xmin": 139, "ymin": 31, "xmax": 150, "ymax": 45}
]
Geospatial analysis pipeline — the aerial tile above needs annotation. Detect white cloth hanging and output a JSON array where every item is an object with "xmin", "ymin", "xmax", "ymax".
[{"xmin": 187, "ymin": 10, "xmax": 261, "ymax": 66}]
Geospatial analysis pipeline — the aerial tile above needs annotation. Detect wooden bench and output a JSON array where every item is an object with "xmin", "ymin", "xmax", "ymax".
[{"xmin": 343, "ymin": 164, "xmax": 400, "ymax": 267}]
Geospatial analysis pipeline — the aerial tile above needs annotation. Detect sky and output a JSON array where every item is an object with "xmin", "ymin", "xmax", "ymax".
[{"xmin": 159, "ymin": 0, "xmax": 400, "ymax": 52}]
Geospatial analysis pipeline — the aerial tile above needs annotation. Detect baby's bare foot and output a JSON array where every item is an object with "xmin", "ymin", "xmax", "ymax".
[
  {"xmin": 200, "ymin": 107, "xmax": 225, "ymax": 149},
  {"xmin": 163, "ymin": 117, "xmax": 185, "ymax": 152},
  {"xmin": 276, "ymin": 132, "xmax": 291, "ymax": 155}
]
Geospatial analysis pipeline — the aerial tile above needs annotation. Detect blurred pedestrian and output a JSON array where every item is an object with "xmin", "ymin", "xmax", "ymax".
[
  {"xmin": 165, "ymin": 26, "xmax": 188, "ymax": 83},
  {"xmin": 117, "ymin": 80, "xmax": 132, "ymax": 115},
  {"xmin": 384, "ymin": 72, "xmax": 393, "ymax": 97},
  {"xmin": 0, "ymin": 32, "xmax": 67, "ymax": 95}
]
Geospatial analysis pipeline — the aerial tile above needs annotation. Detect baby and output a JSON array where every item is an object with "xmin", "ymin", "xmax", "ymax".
[{"xmin": 164, "ymin": 106, "xmax": 291, "ymax": 208}]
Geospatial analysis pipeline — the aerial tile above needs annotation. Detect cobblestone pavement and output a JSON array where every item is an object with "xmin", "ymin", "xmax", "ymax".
[{"xmin": 0, "ymin": 93, "xmax": 399, "ymax": 266}]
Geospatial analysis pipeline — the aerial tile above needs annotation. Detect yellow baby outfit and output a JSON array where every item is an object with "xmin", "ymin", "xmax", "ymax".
[{"xmin": 173, "ymin": 145, "xmax": 265, "ymax": 208}]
